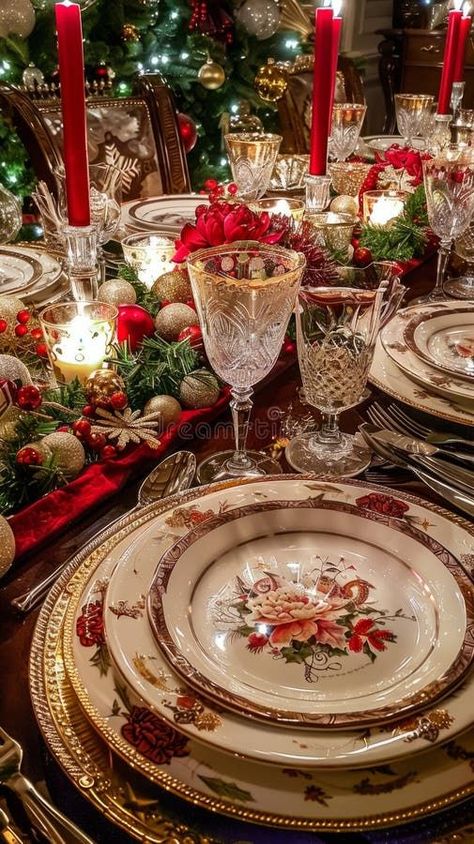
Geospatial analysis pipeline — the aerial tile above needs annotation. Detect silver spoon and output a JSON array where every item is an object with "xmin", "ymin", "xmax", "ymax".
[{"xmin": 11, "ymin": 450, "xmax": 196, "ymax": 615}]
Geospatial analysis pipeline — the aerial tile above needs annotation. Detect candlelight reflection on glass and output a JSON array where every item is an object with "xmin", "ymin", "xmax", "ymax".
[
  {"xmin": 363, "ymin": 190, "xmax": 408, "ymax": 227},
  {"xmin": 395, "ymin": 94, "xmax": 434, "ymax": 147},
  {"xmin": 329, "ymin": 103, "xmax": 367, "ymax": 162},
  {"xmin": 122, "ymin": 232, "xmax": 175, "ymax": 288},
  {"xmin": 40, "ymin": 302, "xmax": 117, "ymax": 385},
  {"xmin": 250, "ymin": 197, "xmax": 305, "ymax": 222},
  {"xmin": 306, "ymin": 212, "xmax": 355, "ymax": 257}
]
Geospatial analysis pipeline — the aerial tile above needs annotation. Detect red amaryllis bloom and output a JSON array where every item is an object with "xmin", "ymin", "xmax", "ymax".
[
  {"xmin": 76, "ymin": 600, "xmax": 105, "ymax": 647},
  {"xmin": 173, "ymin": 200, "xmax": 283, "ymax": 262},
  {"xmin": 121, "ymin": 706, "xmax": 189, "ymax": 764},
  {"xmin": 356, "ymin": 492, "xmax": 410, "ymax": 519},
  {"xmin": 383, "ymin": 145, "xmax": 432, "ymax": 187},
  {"xmin": 348, "ymin": 618, "xmax": 395, "ymax": 654}
]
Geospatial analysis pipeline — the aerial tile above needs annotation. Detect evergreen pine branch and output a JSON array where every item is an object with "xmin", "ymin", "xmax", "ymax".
[{"xmin": 118, "ymin": 264, "xmax": 161, "ymax": 314}]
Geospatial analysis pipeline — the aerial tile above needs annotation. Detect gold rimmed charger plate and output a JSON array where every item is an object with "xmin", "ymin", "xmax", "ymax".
[{"xmin": 30, "ymin": 477, "xmax": 474, "ymax": 835}]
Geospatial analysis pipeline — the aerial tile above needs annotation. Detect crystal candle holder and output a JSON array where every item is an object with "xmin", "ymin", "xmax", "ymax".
[
  {"xmin": 362, "ymin": 190, "xmax": 408, "ymax": 227},
  {"xmin": 305, "ymin": 212, "xmax": 356, "ymax": 256},
  {"xmin": 40, "ymin": 301, "xmax": 117, "ymax": 385},
  {"xmin": 64, "ymin": 224, "xmax": 100, "ymax": 301},
  {"xmin": 451, "ymin": 81, "xmax": 466, "ymax": 125},
  {"xmin": 250, "ymin": 197, "xmax": 305, "ymax": 222},
  {"xmin": 329, "ymin": 162, "xmax": 372, "ymax": 197},
  {"xmin": 305, "ymin": 174, "xmax": 331, "ymax": 213},
  {"xmin": 122, "ymin": 232, "xmax": 176, "ymax": 288},
  {"xmin": 224, "ymin": 132, "xmax": 282, "ymax": 200}
]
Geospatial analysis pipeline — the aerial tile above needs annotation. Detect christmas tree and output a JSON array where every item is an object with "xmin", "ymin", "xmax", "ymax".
[{"xmin": 0, "ymin": 0, "xmax": 309, "ymax": 200}]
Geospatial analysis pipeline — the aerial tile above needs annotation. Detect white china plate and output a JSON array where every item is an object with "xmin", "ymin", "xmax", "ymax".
[
  {"xmin": 381, "ymin": 304, "xmax": 474, "ymax": 404},
  {"xmin": 61, "ymin": 478, "xmax": 474, "ymax": 829},
  {"xmin": 102, "ymin": 479, "xmax": 474, "ymax": 768},
  {"xmin": 363, "ymin": 135, "xmax": 426, "ymax": 152},
  {"xmin": 148, "ymin": 499, "xmax": 470, "ymax": 728},
  {"xmin": 406, "ymin": 307, "xmax": 474, "ymax": 381},
  {"xmin": 0, "ymin": 247, "xmax": 43, "ymax": 293},
  {"xmin": 122, "ymin": 194, "xmax": 208, "ymax": 234}
]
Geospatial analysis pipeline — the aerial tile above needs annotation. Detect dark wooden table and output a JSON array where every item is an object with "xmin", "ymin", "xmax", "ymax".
[{"xmin": 1, "ymin": 258, "xmax": 473, "ymax": 843}]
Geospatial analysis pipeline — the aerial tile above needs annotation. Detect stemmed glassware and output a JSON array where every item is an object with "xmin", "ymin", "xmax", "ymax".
[
  {"xmin": 448, "ymin": 220, "xmax": 474, "ymax": 299},
  {"xmin": 416, "ymin": 151, "xmax": 474, "ymax": 303},
  {"xmin": 187, "ymin": 242, "xmax": 305, "ymax": 484},
  {"xmin": 286, "ymin": 264, "xmax": 396, "ymax": 479},
  {"xmin": 224, "ymin": 133, "xmax": 282, "ymax": 200},
  {"xmin": 328, "ymin": 103, "xmax": 367, "ymax": 162},
  {"xmin": 395, "ymin": 94, "xmax": 434, "ymax": 147}
]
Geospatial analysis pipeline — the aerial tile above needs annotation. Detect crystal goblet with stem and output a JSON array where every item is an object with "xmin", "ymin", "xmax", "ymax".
[
  {"xmin": 328, "ymin": 103, "xmax": 367, "ymax": 162},
  {"xmin": 446, "ymin": 220, "xmax": 474, "ymax": 299},
  {"xmin": 285, "ymin": 272, "xmax": 391, "ymax": 479},
  {"xmin": 224, "ymin": 133, "xmax": 282, "ymax": 200},
  {"xmin": 414, "ymin": 152, "xmax": 474, "ymax": 304},
  {"xmin": 395, "ymin": 93, "xmax": 434, "ymax": 147},
  {"xmin": 187, "ymin": 242, "xmax": 306, "ymax": 484}
]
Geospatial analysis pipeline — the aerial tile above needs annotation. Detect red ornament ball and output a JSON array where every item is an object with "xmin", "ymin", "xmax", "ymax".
[
  {"xmin": 82, "ymin": 404, "xmax": 95, "ymax": 418},
  {"xmin": 110, "ymin": 390, "xmax": 128, "ymax": 410},
  {"xmin": 353, "ymin": 247, "xmax": 373, "ymax": 268},
  {"xmin": 117, "ymin": 304, "xmax": 155, "ymax": 352},
  {"xmin": 177, "ymin": 112, "xmax": 198, "ymax": 153},
  {"xmin": 72, "ymin": 418, "xmax": 92, "ymax": 439},
  {"xmin": 177, "ymin": 325, "xmax": 203, "ymax": 348},
  {"xmin": 14, "ymin": 324, "xmax": 28, "ymax": 338},
  {"xmin": 56, "ymin": 425, "xmax": 70, "ymax": 433},
  {"xmin": 101, "ymin": 444, "xmax": 117, "ymax": 460},
  {"xmin": 35, "ymin": 343, "xmax": 48, "ymax": 358},
  {"xmin": 0, "ymin": 319, "xmax": 7, "ymax": 334},
  {"xmin": 282, "ymin": 336, "xmax": 296, "ymax": 355},
  {"xmin": 16, "ymin": 446, "xmax": 43, "ymax": 466},
  {"xmin": 17, "ymin": 385, "xmax": 42, "ymax": 411},
  {"xmin": 87, "ymin": 432, "xmax": 107, "ymax": 451},
  {"xmin": 16, "ymin": 310, "xmax": 30, "ymax": 325}
]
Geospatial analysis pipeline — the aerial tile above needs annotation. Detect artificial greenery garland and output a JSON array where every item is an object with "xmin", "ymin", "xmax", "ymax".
[{"xmin": 359, "ymin": 186, "xmax": 430, "ymax": 263}]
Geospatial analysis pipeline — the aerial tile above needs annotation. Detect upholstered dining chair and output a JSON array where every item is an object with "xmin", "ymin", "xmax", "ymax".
[
  {"xmin": 0, "ymin": 72, "xmax": 191, "ymax": 202},
  {"xmin": 277, "ymin": 55, "xmax": 366, "ymax": 154}
]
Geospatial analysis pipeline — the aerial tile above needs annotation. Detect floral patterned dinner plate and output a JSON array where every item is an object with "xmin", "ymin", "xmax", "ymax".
[
  {"xmin": 122, "ymin": 194, "xmax": 208, "ymax": 234},
  {"xmin": 56, "ymin": 478, "xmax": 474, "ymax": 831},
  {"xmin": 405, "ymin": 306, "xmax": 474, "ymax": 382},
  {"xmin": 147, "ymin": 497, "xmax": 472, "ymax": 728}
]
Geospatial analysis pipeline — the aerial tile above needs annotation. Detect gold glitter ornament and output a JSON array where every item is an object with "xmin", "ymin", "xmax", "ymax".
[
  {"xmin": 0, "ymin": 354, "xmax": 32, "ymax": 386},
  {"xmin": 154, "ymin": 303, "xmax": 199, "ymax": 342},
  {"xmin": 0, "ymin": 514, "xmax": 15, "ymax": 579},
  {"xmin": 330, "ymin": 195, "xmax": 359, "ymax": 217},
  {"xmin": 198, "ymin": 57, "xmax": 226, "ymax": 90},
  {"xmin": 97, "ymin": 279, "xmax": 137, "ymax": 306},
  {"xmin": 0, "ymin": 406, "xmax": 21, "ymax": 443},
  {"xmin": 179, "ymin": 369, "xmax": 220, "ymax": 409},
  {"xmin": 0, "ymin": 0, "xmax": 35, "ymax": 39},
  {"xmin": 85, "ymin": 369, "xmax": 125, "ymax": 405},
  {"xmin": 122, "ymin": 22, "xmax": 140, "ymax": 41},
  {"xmin": 41, "ymin": 431, "xmax": 86, "ymax": 478},
  {"xmin": 151, "ymin": 269, "xmax": 192, "ymax": 304},
  {"xmin": 254, "ymin": 58, "xmax": 288, "ymax": 103},
  {"xmin": 0, "ymin": 295, "xmax": 27, "ymax": 352},
  {"xmin": 143, "ymin": 395, "xmax": 182, "ymax": 431}
]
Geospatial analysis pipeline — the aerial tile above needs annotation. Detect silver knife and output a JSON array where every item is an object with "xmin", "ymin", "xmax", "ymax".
[{"xmin": 370, "ymin": 428, "xmax": 474, "ymax": 468}]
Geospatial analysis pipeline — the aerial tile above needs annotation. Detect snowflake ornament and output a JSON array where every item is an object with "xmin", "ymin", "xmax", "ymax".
[{"xmin": 91, "ymin": 406, "xmax": 162, "ymax": 450}]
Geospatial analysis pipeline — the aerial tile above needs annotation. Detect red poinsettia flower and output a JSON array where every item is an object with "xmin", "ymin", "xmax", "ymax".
[
  {"xmin": 76, "ymin": 600, "xmax": 105, "ymax": 647},
  {"xmin": 382, "ymin": 145, "xmax": 431, "ymax": 187},
  {"xmin": 121, "ymin": 706, "xmax": 189, "ymax": 764},
  {"xmin": 348, "ymin": 618, "xmax": 395, "ymax": 654},
  {"xmin": 173, "ymin": 200, "xmax": 284, "ymax": 262},
  {"xmin": 356, "ymin": 492, "xmax": 410, "ymax": 519}
]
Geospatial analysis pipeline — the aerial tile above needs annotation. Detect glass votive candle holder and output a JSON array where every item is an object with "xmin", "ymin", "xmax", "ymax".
[
  {"xmin": 250, "ymin": 197, "xmax": 305, "ymax": 222},
  {"xmin": 362, "ymin": 190, "xmax": 408, "ymax": 227},
  {"xmin": 224, "ymin": 132, "xmax": 282, "ymax": 200},
  {"xmin": 40, "ymin": 301, "xmax": 118, "ymax": 385},
  {"xmin": 122, "ymin": 232, "xmax": 175, "ymax": 288},
  {"xmin": 306, "ymin": 212, "xmax": 356, "ymax": 256},
  {"xmin": 329, "ymin": 162, "xmax": 372, "ymax": 197}
]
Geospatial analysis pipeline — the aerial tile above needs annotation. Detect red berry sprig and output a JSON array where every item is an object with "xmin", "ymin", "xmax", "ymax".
[
  {"xmin": 110, "ymin": 391, "xmax": 128, "ymax": 410},
  {"xmin": 17, "ymin": 385, "xmax": 42, "ymax": 411},
  {"xmin": 16, "ymin": 446, "xmax": 44, "ymax": 466},
  {"xmin": 101, "ymin": 444, "xmax": 117, "ymax": 460}
]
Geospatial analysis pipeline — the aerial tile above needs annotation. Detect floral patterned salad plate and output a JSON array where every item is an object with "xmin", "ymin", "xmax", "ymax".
[
  {"xmin": 103, "ymin": 479, "xmax": 474, "ymax": 769},
  {"xmin": 404, "ymin": 306, "xmax": 474, "ymax": 382},
  {"xmin": 45, "ymin": 478, "xmax": 474, "ymax": 833},
  {"xmin": 122, "ymin": 194, "xmax": 208, "ymax": 234},
  {"xmin": 147, "ymin": 496, "xmax": 472, "ymax": 728}
]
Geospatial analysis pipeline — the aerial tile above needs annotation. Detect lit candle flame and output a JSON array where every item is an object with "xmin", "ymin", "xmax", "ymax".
[{"xmin": 332, "ymin": 0, "xmax": 342, "ymax": 16}]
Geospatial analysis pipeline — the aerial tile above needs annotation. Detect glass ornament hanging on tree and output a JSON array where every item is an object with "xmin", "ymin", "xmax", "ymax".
[
  {"xmin": 0, "ymin": 0, "xmax": 35, "ymax": 38},
  {"xmin": 236, "ymin": 0, "xmax": 280, "ymax": 40},
  {"xmin": 178, "ymin": 113, "xmax": 198, "ymax": 153},
  {"xmin": 0, "ymin": 185, "xmax": 22, "ymax": 244}
]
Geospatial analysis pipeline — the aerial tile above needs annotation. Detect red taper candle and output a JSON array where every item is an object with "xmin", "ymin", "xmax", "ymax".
[
  {"xmin": 438, "ymin": 2, "xmax": 463, "ymax": 113},
  {"xmin": 453, "ymin": 7, "xmax": 471, "ymax": 82},
  {"xmin": 55, "ymin": 1, "xmax": 90, "ymax": 226},
  {"xmin": 310, "ymin": 6, "xmax": 334, "ymax": 175}
]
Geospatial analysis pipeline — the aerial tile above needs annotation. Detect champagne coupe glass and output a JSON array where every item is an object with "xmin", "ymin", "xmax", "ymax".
[
  {"xmin": 286, "ymin": 273, "xmax": 390, "ymax": 479},
  {"xmin": 187, "ymin": 242, "xmax": 305, "ymax": 484},
  {"xmin": 329, "ymin": 103, "xmax": 367, "ymax": 162},
  {"xmin": 414, "ymin": 151, "xmax": 474, "ymax": 304},
  {"xmin": 395, "ymin": 94, "xmax": 434, "ymax": 147},
  {"xmin": 446, "ymin": 220, "xmax": 474, "ymax": 299},
  {"xmin": 224, "ymin": 133, "xmax": 282, "ymax": 200}
]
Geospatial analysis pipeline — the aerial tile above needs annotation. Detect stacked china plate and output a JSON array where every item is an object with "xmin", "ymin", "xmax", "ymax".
[
  {"xmin": 370, "ymin": 301, "xmax": 474, "ymax": 428},
  {"xmin": 120, "ymin": 193, "xmax": 209, "ymax": 235},
  {"xmin": 30, "ymin": 474, "xmax": 474, "ymax": 841},
  {"xmin": 0, "ymin": 244, "xmax": 69, "ymax": 304}
]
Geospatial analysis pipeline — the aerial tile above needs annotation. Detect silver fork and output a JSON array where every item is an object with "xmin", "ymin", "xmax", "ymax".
[
  {"xmin": 0, "ymin": 727, "xmax": 95, "ymax": 844},
  {"xmin": 368, "ymin": 402, "xmax": 474, "ymax": 449}
]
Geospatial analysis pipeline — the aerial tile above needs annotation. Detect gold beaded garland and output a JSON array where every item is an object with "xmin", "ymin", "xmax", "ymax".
[{"xmin": 41, "ymin": 432, "xmax": 86, "ymax": 478}]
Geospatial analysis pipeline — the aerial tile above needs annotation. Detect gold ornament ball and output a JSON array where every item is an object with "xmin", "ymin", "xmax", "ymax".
[
  {"xmin": 179, "ymin": 369, "xmax": 220, "ymax": 409},
  {"xmin": 198, "ymin": 59, "xmax": 226, "ymax": 90},
  {"xmin": 143, "ymin": 395, "xmax": 182, "ymax": 431},
  {"xmin": 41, "ymin": 432, "xmax": 86, "ymax": 478},
  {"xmin": 85, "ymin": 369, "xmax": 125, "ymax": 405},
  {"xmin": 0, "ymin": 295, "xmax": 27, "ymax": 352},
  {"xmin": 254, "ymin": 58, "xmax": 288, "ymax": 103},
  {"xmin": 0, "ymin": 514, "xmax": 15, "ymax": 579},
  {"xmin": 154, "ymin": 303, "xmax": 199, "ymax": 342},
  {"xmin": 152, "ymin": 269, "xmax": 192, "ymax": 304},
  {"xmin": 330, "ymin": 195, "xmax": 359, "ymax": 217},
  {"xmin": 0, "ymin": 354, "xmax": 32, "ymax": 386},
  {"xmin": 122, "ymin": 22, "xmax": 140, "ymax": 41},
  {"xmin": 0, "ymin": 406, "xmax": 21, "ymax": 443},
  {"xmin": 98, "ymin": 278, "xmax": 137, "ymax": 306}
]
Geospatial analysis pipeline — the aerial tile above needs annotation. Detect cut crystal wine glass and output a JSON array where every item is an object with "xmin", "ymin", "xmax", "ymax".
[
  {"xmin": 328, "ymin": 103, "xmax": 367, "ymax": 162},
  {"xmin": 395, "ymin": 94, "xmax": 434, "ymax": 147},
  {"xmin": 187, "ymin": 242, "xmax": 305, "ymax": 484},
  {"xmin": 225, "ymin": 133, "xmax": 282, "ymax": 200},
  {"xmin": 286, "ymin": 269, "xmax": 390, "ymax": 479}
]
